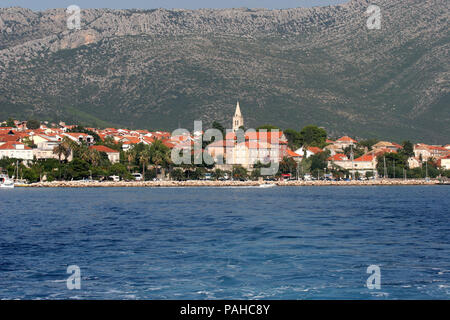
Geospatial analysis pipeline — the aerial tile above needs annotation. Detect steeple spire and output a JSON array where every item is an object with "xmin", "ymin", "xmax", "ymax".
[
  {"xmin": 232, "ymin": 100, "xmax": 244, "ymax": 132},
  {"xmin": 234, "ymin": 101, "xmax": 242, "ymax": 117}
]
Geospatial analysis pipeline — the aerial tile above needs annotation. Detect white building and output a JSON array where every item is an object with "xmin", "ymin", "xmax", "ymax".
[{"xmin": 0, "ymin": 142, "xmax": 33, "ymax": 161}]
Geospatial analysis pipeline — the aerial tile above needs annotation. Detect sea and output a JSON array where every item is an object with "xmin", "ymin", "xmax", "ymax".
[{"xmin": 0, "ymin": 186, "xmax": 449, "ymax": 300}]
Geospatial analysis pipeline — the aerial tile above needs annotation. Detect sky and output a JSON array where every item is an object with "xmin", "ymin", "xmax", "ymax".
[{"xmin": 1, "ymin": 0, "xmax": 349, "ymax": 10}]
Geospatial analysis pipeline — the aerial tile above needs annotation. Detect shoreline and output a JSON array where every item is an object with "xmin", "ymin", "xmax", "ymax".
[{"xmin": 14, "ymin": 179, "xmax": 445, "ymax": 188}]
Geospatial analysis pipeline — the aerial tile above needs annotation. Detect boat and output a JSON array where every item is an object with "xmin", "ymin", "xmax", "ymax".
[
  {"xmin": 0, "ymin": 174, "xmax": 15, "ymax": 189},
  {"xmin": 259, "ymin": 183, "xmax": 276, "ymax": 188}
]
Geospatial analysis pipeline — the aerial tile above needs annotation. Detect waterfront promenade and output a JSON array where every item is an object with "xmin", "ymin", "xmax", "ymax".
[{"xmin": 15, "ymin": 179, "xmax": 443, "ymax": 188}]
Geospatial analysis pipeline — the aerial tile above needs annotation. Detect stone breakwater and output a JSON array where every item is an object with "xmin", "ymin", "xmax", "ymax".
[{"xmin": 16, "ymin": 179, "xmax": 441, "ymax": 188}]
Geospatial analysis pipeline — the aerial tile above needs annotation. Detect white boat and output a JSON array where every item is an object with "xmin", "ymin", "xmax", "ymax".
[
  {"xmin": 259, "ymin": 183, "xmax": 276, "ymax": 188},
  {"xmin": 0, "ymin": 174, "xmax": 15, "ymax": 189}
]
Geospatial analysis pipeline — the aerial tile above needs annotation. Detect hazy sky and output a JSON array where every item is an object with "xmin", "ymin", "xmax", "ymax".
[{"xmin": 1, "ymin": 0, "xmax": 348, "ymax": 10}]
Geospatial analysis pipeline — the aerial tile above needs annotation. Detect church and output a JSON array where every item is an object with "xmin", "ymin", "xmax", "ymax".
[
  {"xmin": 205, "ymin": 101, "xmax": 289, "ymax": 170},
  {"xmin": 232, "ymin": 101, "xmax": 244, "ymax": 132}
]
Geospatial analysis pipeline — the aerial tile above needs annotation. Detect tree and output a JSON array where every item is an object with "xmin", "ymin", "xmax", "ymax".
[
  {"xmin": 4, "ymin": 118, "xmax": 16, "ymax": 127},
  {"xmin": 212, "ymin": 121, "xmax": 225, "ymax": 137},
  {"xmin": 170, "ymin": 168, "xmax": 185, "ymax": 181},
  {"xmin": 27, "ymin": 119, "xmax": 40, "ymax": 129},
  {"xmin": 66, "ymin": 159, "xmax": 90, "ymax": 180},
  {"xmin": 283, "ymin": 128, "xmax": 302, "ymax": 150},
  {"xmin": 278, "ymin": 157, "xmax": 297, "ymax": 175},
  {"xmin": 309, "ymin": 150, "xmax": 331, "ymax": 172},
  {"xmin": 53, "ymin": 138, "xmax": 72, "ymax": 163},
  {"xmin": 126, "ymin": 148, "xmax": 137, "ymax": 170},
  {"xmin": 149, "ymin": 140, "xmax": 171, "ymax": 178},
  {"xmin": 401, "ymin": 141, "xmax": 414, "ymax": 158},
  {"xmin": 376, "ymin": 152, "xmax": 407, "ymax": 178},
  {"xmin": 192, "ymin": 167, "xmax": 206, "ymax": 180},
  {"xmin": 88, "ymin": 149, "xmax": 102, "ymax": 167},
  {"xmin": 109, "ymin": 163, "xmax": 132, "ymax": 180},
  {"xmin": 232, "ymin": 165, "xmax": 248, "ymax": 180},
  {"xmin": 250, "ymin": 168, "xmax": 261, "ymax": 180},
  {"xmin": 212, "ymin": 168, "xmax": 225, "ymax": 180},
  {"xmin": 139, "ymin": 149, "xmax": 151, "ymax": 180},
  {"xmin": 299, "ymin": 125, "xmax": 327, "ymax": 148}
]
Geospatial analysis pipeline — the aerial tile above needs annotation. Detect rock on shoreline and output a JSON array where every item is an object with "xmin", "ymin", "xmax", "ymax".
[{"xmin": 16, "ymin": 179, "xmax": 441, "ymax": 188}]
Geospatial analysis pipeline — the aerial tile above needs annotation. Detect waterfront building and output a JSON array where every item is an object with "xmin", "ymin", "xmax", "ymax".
[
  {"xmin": 438, "ymin": 154, "xmax": 450, "ymax": 170},
  {"xmin": 89, "ymin": 145, "xmax": 120, "ymax": 163},
  {"xmin": 333, "ymin": 136, "xmax": 358, "ymax": 149},
  {"xmin": 0, "ymin": 141, "xmax": 33, "ymax": 161},
  {"xmin": 63, "ymin": 132, "xmax": 95, "ymax": 145}
]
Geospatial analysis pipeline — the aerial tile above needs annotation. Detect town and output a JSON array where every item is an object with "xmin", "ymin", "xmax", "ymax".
[{"xmin": 1, "ymin": 102, "xmax": 449, "ymax": 186}]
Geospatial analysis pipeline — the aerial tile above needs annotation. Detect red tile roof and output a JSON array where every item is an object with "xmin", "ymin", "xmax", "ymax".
[
  {"xmin": 162, "ymin": 141, "xmax": 176, "ymax": 149},
  {"xmin": 0, "ymin": 141, "xmax": 31, "ymax": 150},
  {"xmin": 336, "ymin": 136, "xmax": 357, "ymax": 143},
  {"xmin": 327, "ymin": 153, "xmax": 348, "ymax": 161},
  {"xmin": 89, "ymin": 145, "xmax": 119, "ymax": 153},
  {"xmin": 355, "ymin": 154, "xmax": 376, "ymax": 162},
  {"xmin": 286, "ymin": 148, "xmax": 302, "ymax": 157},
  {"xmin": 207, "ymin": 140, "xmax": 235, "ymax": 148},
  {"xmin": 225, "ymin": 131, "xmax": 287, "ymax": 144},
  {"xmin": 0, "ymin": 134, "xmax": 21, "ymax": 143},
  {"xmin": 307, "ymin": 146, "xmax": 323, "ymax": 154}
]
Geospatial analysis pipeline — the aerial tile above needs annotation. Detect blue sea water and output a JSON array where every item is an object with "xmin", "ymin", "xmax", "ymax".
[{"xmin": 0, "ymin": 186, "xmax": 449, "ymax": 300}]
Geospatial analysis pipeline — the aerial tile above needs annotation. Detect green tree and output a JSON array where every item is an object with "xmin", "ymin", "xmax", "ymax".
[
  {"xmin": 376, "ymin": 152, "xmax": 407, "ymax": 178},
  {"xmin": 212, "ymin": 121, "xmax": 225, "ymax": 137},
  {"xmin": 283, "ymin": 128, "xmax": 302, "ymax": 150},
  {"xmin": 53, "ymin": 138, "xmax": 72, "ymax": 164},
  {"xmin": 27, "ymin": 119, "xmax": 41, "ymax": 129},
  {"xmin": 139, "ymin": 149, "xmax": 151, "ymax": 180},
  {"xmin": 278, "ymin": 157, "xmax": 297, "ymax": 175},
  {"xmin": 250, "ymin": 168, "xmax": 261, "ymax": 180},
  {"xmin": 149, "ymin": 140, "xmax": 171, "ymax": 178},
  {"xmin": 299, "ymin": 125, "xmax": 327, "ymax": 148},
  {"xmin": 66, "ymin": 159, "xmax": 91, "ymax": 180},
  {"xmin": 400, "ymin": 140, "xmax": 414, "ymax": 158},
  {"xmin": 4, "ymin": 118, "xmax": 16, "ymax": 127},
  {"xmin": 212, "ymin": 168, "xmax": 225, "ymax": 180},
  {"xmin": 232, "ymin": 165, "xmax": 248, "ymax": 180},
  {"xmin": 170, "ymin": 168, "xmax": 185, "ymax": 181},
  {"xmin": 109, "ymin": 163, "xmax": 132, "ymax": 180},
  {"xmin": 309, "ymin": 150, "xmax": 331, "ymax": 172}
]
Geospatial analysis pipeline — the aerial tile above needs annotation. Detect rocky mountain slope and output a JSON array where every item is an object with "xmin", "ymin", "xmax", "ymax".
[{"xmin": 0, "ymin": 0, "xmax": 448, "ymax": 142}]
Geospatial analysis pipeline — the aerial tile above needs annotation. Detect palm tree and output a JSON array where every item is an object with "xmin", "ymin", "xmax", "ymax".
[
  {"xmin": 89, "ymin": 149, "xmax": 101, "ymax": 167},
  {"xmin": 79, "ymin": 146, "xmax": 92, "ymax": 163},
  {"xmin": 53, "ymin": 138, "xmax": 72, "ymax": 163},
  {"xmin": 126, "ymin": 149, "xmax": 137, "ymax": 171},
  {"xmin": 139, "ymin": 149, "xmax": 150, "ymax": 180},
  {"xmin": 149, "ymin": 140, "xmax": 171, "ymax": 179}
]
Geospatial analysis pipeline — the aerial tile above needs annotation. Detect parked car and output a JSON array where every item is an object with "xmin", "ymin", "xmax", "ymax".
[{"xmin": 132, "ymin": 173, "xmax": 143, "ymax": 181}]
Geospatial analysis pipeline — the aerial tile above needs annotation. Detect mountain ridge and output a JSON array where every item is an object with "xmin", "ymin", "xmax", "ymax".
[{"xmin": 0, "ymin": 0, "xmax": 448, "ymax": 143}]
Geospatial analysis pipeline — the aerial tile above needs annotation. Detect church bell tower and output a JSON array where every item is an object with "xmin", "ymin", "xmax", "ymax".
[{"xmin": 232, "ymin": 101, "xmax": 244, "ymax": 132}]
